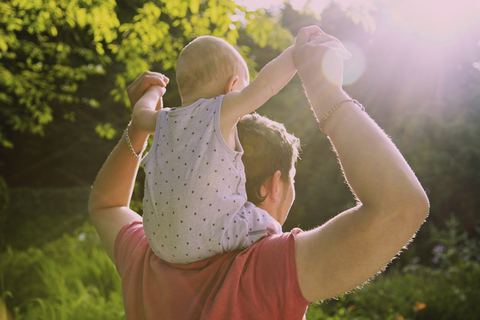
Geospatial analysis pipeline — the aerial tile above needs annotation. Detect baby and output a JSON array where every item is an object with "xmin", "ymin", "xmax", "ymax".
[{"xmin": 132, "ymin": 35, "xmax": 296, "ymax": 264}]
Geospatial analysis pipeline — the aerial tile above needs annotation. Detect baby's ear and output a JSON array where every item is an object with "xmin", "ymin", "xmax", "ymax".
[{"xmin": 224, "ymin": 75, "xmax": 240, "ymax": 93}]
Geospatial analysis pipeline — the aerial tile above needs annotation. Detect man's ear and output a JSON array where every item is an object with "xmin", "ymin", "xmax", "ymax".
[
  {"xmin": 261, "ymin": 170, "xmax": 282, "ymax": 202},
  {"xmin": 224, "ymin": 75, "xmax": 239, "ymax": 93}
]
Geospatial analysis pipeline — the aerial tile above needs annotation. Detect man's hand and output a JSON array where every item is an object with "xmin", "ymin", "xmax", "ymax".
[
  {"xmin": 127, "ymin": 71, "xmax": 169, "ymax": 108},
  {"xmin": 307, "ymin": 31, "xmax": 351, "ymax": 60},
  {"xmin": 293, "ymin": 26, "xmax": 350, "ymax": 114}
]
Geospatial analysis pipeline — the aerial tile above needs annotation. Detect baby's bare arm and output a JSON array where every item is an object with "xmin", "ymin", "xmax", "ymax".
[
  {"xmin": 222, "ymin": 46, "xmax": 296, "ymax": 127},
  {"xmin": 131, "ymin": 85, "xmax": 166, "ymax": 134}
]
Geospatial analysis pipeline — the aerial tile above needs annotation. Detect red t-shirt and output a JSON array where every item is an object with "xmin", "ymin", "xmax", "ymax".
[{"xmin": 115, "ymin": 221, "xmax": 310, "ymax": 320}]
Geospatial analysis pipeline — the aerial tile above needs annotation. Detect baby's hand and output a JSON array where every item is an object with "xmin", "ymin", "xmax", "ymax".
[
  {"xmin": 145, "ymin": 85, "xmax": 167, "ymax": 110},
  {"xmin": 127, "ymin": 71, "xmax": 169, "ymax": 107},
  {"xmin": 131, "ymin": 80, "xmax": 168, "ymax": 133},
  {"xmin": 145, "ymin": 84, "xmax": 167, "ymax": 95}
]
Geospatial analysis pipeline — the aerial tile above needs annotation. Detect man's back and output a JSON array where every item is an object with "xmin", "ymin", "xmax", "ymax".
[{"xmin": 115, "ymin": 221, "xmax": 309, "ymax": 320}]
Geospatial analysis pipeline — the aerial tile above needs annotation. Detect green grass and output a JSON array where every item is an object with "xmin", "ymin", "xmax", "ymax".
[
  {"xmin": 2, "ymin": 217, "xmax": 479, "ymax": 320},
  {"xmin": 1, "ymin": 223, "xmax": 124, "ymax": 320}
]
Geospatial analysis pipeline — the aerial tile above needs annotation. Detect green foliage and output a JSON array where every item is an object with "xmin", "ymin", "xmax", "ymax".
[
  {"xmin": 95, "ymin": 122, "xmax": 117, "ymax": 139},
  {"xmin": 2, "ymin": 187, "xmax": 91, "ymax": 251},
  {"xmin": 306, "ymin": 295, "xmax": 369, "ymax": 320},
  {"xmin": 307, "ymin": 216, "xmax": 480, "ymax": 320},
  {"xmin": 388, "ymin": 82, "xmax": 480, "ymax": 235},
  {"xmin": 0, "ymin": 0, "xmax": 115, "ymax": 144},
  {"xmin": 1, "ymin": 222, "xmax": 124, "ymax": 320},
  {"xmin": 0, "ymin": 0, "xmax": 295, "ymax": 149},
  {"xmin": 406, "ymin": 216, "xmax": 480, "ymax": 320},
  {"xmin": 0, "ymin": 177, "xmax": 9, "ymax": 249}
]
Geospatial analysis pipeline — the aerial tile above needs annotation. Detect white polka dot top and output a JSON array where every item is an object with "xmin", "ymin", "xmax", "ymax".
[{"xmin": 141, "ymin": 96, "xmax": 282, "ymax": 264}]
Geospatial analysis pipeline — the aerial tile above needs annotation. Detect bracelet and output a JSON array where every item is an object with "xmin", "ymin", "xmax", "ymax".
[
  {"xmin": 319, "ymin": 99, "xmax": 365, "ymax": 134},
  {"xmin": 124, "ymin": 123, "xmax": 145, "ymax": 159}
]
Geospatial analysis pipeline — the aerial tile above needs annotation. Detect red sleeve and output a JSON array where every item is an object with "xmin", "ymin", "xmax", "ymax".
[
  {"xmin": 114, "ymin": 222, "xmax": 310, "ymax": 320},
  {"xmin": 114, "ymin": 221, "xmax": 147, "ymax": 278},
  {"xmin": 238, "ymin": 228, "xmax": 310, "ymax": 318}
]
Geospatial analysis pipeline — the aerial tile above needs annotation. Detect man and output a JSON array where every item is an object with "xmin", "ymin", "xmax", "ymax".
[{"xmin": 88, "ymin": 26, "xmax": 429, "ymax": 319}]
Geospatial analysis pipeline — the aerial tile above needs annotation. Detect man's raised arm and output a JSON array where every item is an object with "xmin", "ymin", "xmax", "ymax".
[
  {"xmin": 88, "ymin": 71, "xmax": 167, "ymax": 262},
  {"xmin": 293, "ymin": 27, "xmax": 429, "ymax": 302}
]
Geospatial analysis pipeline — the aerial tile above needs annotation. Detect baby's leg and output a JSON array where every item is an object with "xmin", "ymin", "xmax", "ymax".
[
  {"xmin": 220, "ymin": 202, "xmax": 282, "ymax": 252},
  {"xmin": 148, "ymin": 220, "xmax": 223, "ymax": 264},
  {"xmin": 148, "ymin": 202, "xmax": 280, "ymax": 263}
]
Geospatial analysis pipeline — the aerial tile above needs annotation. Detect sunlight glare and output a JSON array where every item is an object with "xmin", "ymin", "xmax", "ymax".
[
  {"xmin": 389, "ymin": 0, "xmax": 480, "ymax": 43},
  {"xmin": 291, "ymin": 0, "xmax": 331, "ymax": 13},
  {"xmin": 473, "ymin": 61, "xmax": 480, "ymax": 72},
  {"xmin": 235, "ymin": 0, "xmax": 284, "ymax": 11},
  {"xmin": 321, "ymin": 48, "xmax": 344, "ymax": 86},
  {"xmin": 236, "ymin": 0, "xmax": 374, "ymax": 14},
  {"xmin": 343, "ymin": 41, "xmax": 366, "ymax": 85}
]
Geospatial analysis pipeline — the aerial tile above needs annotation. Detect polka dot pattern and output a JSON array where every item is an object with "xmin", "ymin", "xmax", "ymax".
[{"xmin": 141, "ymin": 96, "xmax": 282, "ymax": 264}]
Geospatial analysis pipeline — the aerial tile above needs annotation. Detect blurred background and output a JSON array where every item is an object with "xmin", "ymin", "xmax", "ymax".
[{"xmin": 1, "ymin": 0, "xmax": 479, "ymax": 319}]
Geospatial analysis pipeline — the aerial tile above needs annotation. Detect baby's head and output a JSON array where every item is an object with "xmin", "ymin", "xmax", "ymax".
[{"xmin": 176, "ymin": 36, "xmax": 249, "ymax": 100}]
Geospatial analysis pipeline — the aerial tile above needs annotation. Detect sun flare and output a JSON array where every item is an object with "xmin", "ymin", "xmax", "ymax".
[{"xmin": 388, "ymin": 0, "xmax": 480, "ymax": 43}]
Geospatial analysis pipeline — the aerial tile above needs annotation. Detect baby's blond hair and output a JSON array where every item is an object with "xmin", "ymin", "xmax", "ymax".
[{"xmin": 176, "ymin": 36, "xmax": 245, "ymax": 97}]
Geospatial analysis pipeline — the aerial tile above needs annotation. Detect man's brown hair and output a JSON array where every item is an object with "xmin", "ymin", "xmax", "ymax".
[{"xmin": 237, "ymin": 113, "xmax": 301, "ymax": 206}]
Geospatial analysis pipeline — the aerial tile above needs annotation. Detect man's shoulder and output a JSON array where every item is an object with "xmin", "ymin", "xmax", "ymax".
[
  {"xmin": 245, "ymin": 228, "xmax": 302, "ymax": 252},
  {"xmin": 114, "ymin": 221, "xmax": 148, "ymax": 271},
  {"xmin": 115, "ymin": 222, "xmax": 309, "ymax": 319},
  {"xmin": 115, "ymin": 221, "xmax": 303, "ymax": 269}
]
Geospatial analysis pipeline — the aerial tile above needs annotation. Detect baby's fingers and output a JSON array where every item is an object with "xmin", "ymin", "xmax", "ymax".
[{"xmin": 156, "ymin": 93, "xmax": 165, "ymax": 111}]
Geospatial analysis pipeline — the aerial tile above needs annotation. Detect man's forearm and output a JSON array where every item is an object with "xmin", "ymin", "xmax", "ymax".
[
  {"xmin": 88, "ymin": 124, "xmax": 148, "ymax": 212},
  {"xmin": 320, "ymin": 90, "xmax": 429, "ymax": 213},
  {"xmin": 293, "ymin": 31, "xmax": 428, "ymax": 213},
  {"xmin": 88, "ymin": 71, "xmax": 167, "ymax": 262}
]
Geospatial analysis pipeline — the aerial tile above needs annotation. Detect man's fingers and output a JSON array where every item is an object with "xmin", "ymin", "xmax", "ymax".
[
  {"xmin": 156, "ymin": 87, "xmax": 166, "ymax": 111},
  {"xmin": 142, "ymin": 72, "xmax": 169, "ymax": 87},
  {"xmin": 134, "ymin": 71, "xmax": 169, "ymax": 87},
  {"xmin": 128, "ymin": 72, "xmax": 168, "ymax": 93},
  {"xmin": 142, "ymin": 75, "xmax": 168, "ymax": 88},
  {"xmin": 146, "ymin": 71, "xmax": 170, "ymax": 84},
  {"xmin": 322, "ymin": 41, "xmax": 352, "ymax": 60},
  {"xmin": 308, "ymin": 33, "xmax": 343, "ymax": 48},
  {"xmin": 296, "ymin": 25, "xmax": 324, "ymax": 47},
  {"xmin": 307, "ymin": 34, "xmax": 351, "ymax": 60},
  {"xmin": 127, "ymin": 71, "xmax": 169, "ymax": 107},
  {"xmin": 328, "ymin": 42, "xmax": 352, "ymax": 60}
]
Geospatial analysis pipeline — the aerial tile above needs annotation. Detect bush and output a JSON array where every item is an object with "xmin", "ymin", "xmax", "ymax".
[
  {"xmin": 1, "ymin": 222, "xmax": 124, "ymax": 320},
  {"xmin": 1, "ymin": 187, "xmax": 91, "ymax": 251},
  {"xmin": 307, "ymin": 216, "xmax": 480, "ymax": 320}
]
